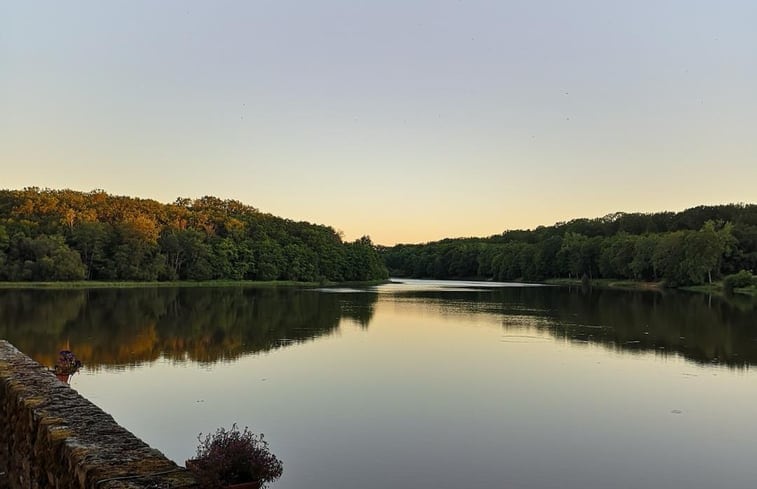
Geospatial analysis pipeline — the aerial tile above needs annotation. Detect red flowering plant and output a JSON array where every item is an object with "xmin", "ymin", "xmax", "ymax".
[
  {"xmin": 186, "ymin": 424, "xmax": 283, "ymax": 488},
  {"xmin": 54, "ymin": 350, "xmax": 82, "ymax": 376}
]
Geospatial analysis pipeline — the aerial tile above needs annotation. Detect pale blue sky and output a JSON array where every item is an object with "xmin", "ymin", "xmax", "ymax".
[{"xmin": 2, "ymin": 1, "xmax": 755, "ymax": 244}]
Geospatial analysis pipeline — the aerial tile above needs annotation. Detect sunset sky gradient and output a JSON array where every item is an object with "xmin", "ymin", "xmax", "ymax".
[{"xmin": 2, "ymin": 1, "xmax": 755, "ymax": 245}]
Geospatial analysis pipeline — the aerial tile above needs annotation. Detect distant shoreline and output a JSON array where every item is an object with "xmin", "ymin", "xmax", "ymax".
[
  {"xmin": 1, "ymin": 278, "xmax": 753, "ymax": 297},
  {"xmin": 544, "ymin": 278, "xmax": 757, "ymax": 297},
  {"xmin": 543, "ymin": 278, "xmax": 664, "ymax": 291},
  {"xmin": 0, "ymin": 279, "xmax": 391, "ymax": 290}
]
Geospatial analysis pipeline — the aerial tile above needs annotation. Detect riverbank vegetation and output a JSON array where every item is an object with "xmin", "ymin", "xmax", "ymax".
[
  {"xmin": 0, "ymin": 279, "xmax": 390, "ymax": 289},
  {"xmin": 722, "ymin": 270, "xmax": 757, "ymax": 295},
  {"xmin": 0, "ymin": 188, "xmax": 388, "ymax": 283},
  {"xmin": 543, "ymin": 278, "xmax": 664, "ymax": 291},
  {"xmin": 383, "ymin": 204, "xmax": 757, "ymax": 289}
]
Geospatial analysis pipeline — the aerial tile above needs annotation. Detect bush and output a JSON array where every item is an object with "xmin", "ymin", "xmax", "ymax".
[
  {"xmin": 723, "ymin": 270, "xmax": 755, "ymax": 294},
  {"xmin": 187, "ymin": 424, "xmax": 283, "ymax": 488}
]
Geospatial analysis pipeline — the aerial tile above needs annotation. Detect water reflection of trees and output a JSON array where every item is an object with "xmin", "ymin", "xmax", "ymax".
[
  {"xmin": 506, "ymin": 287, "xmax": 757, "ymax": 367},
  {"xmin": 0, "ymin": 288, "xmax": 377, "ymax": 369},
  {"xmin": 390, "ymin": 287, "xmax": 757, "ymax": 368},
  {"xmin": 2, "ymin": 285, "xmax": 754, "ymax": 369}
]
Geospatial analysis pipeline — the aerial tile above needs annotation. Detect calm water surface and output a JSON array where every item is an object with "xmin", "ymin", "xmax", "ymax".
[{"xmin": 3, "ymin": 280, "xmax": 757, "ymax": 489}]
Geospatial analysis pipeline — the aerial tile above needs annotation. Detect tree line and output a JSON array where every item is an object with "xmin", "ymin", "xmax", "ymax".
[
  {"xmin": 0, "ymin": 188, "xmax": 388, "ymax": 282},
  {"xmin": 382, "ymin": 204, "xmax": 757, "ymax": 287}
]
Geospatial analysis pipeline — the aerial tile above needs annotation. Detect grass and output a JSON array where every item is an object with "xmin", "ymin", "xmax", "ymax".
[
  {"xmin": 681, "ymin": 283, "xmax": 757, "ymax": 297},
  {"xmin": 680, "ymin": 284, "xmax": 719, "ymax": 294},
  {"xmin": 0, "ymin": 279, "xmax": 391, "ymax": 290},
  {"xmin": 543, "ymin": 278, "xmax": 663, "ymax": 291},
  {"xmin": 736, "ymin": 286, "xmax": 757, "ymax": 297},
  {"xmin": 544, "ymin": 278, "xmax": 757, "ymax": 298}
]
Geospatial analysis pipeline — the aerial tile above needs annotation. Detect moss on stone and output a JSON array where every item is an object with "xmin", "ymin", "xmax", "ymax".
[
  {"xmin": 48, "ymin": 426, "xmax": 74, "ymax": 442},
  {"xmin": 22, "ymin": 396, "xmax": 46, "ymax": 409},
  {"xmin": 39, "ymin": 416, "xmax": 66, "ymax": 427}
]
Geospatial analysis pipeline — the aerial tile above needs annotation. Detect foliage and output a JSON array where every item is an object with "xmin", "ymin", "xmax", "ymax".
[
  {"xmin": 54, "ymin": 349, "xmax": 82, "ymax": 375},
  {"xmin": 383, "ymin": 205, "xmax": 757, "ymax": 288},
  {"xmin": 187, "ymin": 424, "xmax": 283, "ymax": 488},
  {"xmin": 0, "ymin": 188, "xmax": 388, "ymax": 283},
  {"xmin": 723, "ymin": 270, "xmax": 756, "ymax": 295}
]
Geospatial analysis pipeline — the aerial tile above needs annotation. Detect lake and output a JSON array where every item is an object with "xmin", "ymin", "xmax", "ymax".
[{"xmin": 2, "ymin": 280, "xmax": 757, "ymax": 489}]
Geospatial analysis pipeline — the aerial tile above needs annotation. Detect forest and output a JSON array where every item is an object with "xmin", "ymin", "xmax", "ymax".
[
  {"xmin": 382, "ymin": 204, "xmax": 757, "ymax": 288},
  {"xmin": 0, "ymin": 188, "xmax": 388, "ymax": 282},
  {"xmin": 2, "ymin": 189, "xmax": 755, "ymax": 289}
]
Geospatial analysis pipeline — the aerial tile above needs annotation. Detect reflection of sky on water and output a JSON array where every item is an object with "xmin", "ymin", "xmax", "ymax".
[
  {"xmin": 70, "ymin": 292, "xmax": 757, "ymax": 489},
  {"xmin": 381, "ymin": 278, "xmax": 547, "ymax": 292},
  {"xmin": 3, "ymin": 282, "xmax": 757, "ymax": 488},
  {"xmin": 314, "ymin": 279, "xmax": 544, "ymax": 294}
]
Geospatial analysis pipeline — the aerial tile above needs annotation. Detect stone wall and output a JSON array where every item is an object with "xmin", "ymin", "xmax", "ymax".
[{"xmin": 0, "ymin": 341, "xmax": 196, "ymax": 488}]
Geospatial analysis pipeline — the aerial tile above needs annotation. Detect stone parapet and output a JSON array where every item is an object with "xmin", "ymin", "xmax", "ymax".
[{"xmin": 0, "ymin": 340, "xmax": 196, "ymax": 488}]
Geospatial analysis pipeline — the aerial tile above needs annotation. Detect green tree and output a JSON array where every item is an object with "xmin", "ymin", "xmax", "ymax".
[
  {"xmin": 685, "ymin": 221, "xmax": 735, "ymax": 284},
  {"xmin": 533, "ymin": 235, "xmax": 562, "ymax": 279},
  {"xmin": 254, "ymin": 239, "xmax": 284, "ymax": 281},
  {"xmin": 0, "ymin": 225, "xmax": 8, "ymax": 274},
  {"xmin": 629, "ymin": 234, "xmax": 660, "ymax": 280},
  {"xmin": 598, "ymin": 233, "xmax": 637, "ymax": 279},
  {"xmin": 343, "ymin": 236, "xmax": 387, "ymax": 281},
  {"xmin": 653, "ymin": 232, "xmax": 686, "ymax": 286},
  {"xmin": 558, "ymin": 232, "xmax": 589, "ymax": 278},
  {"xmin": 282, "ymin": 243, "xmax": 317, "ymax": 282},
  {"xmin": 69, "ymin": 221, "xmax": 109, "ymax": 279},
  {"xmin": 7, "ymin": 234, "xmax": 85, "ymax": 281},
  {"xmin": 107, "ymin": 223, "xmax": 164, "ymax": 281}
]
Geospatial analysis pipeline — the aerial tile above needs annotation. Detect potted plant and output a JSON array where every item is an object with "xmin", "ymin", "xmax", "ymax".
[
  {"xmin": 186, "ymin": 424, "xmax": 283, "ymax": 489},
  {"xmin": 53, "ymin": 349, "xmax": 82, "ymax": 384}
]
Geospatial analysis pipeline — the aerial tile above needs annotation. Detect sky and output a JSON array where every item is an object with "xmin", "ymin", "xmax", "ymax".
[{"xmin": 1, "ymin": 1, "xmax": 756, "ymax": 245}]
